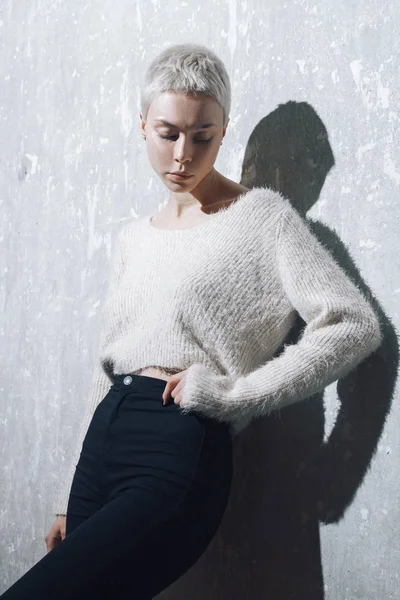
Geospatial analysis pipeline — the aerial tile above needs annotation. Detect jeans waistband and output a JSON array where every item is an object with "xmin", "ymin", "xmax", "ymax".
[
  {"xmin": 112, "ymin": 373, "xmax": 234, "ymax": 435},
  {"xmin": 113, "ymin": 372, "xmax": 168, "ymax": 390}
]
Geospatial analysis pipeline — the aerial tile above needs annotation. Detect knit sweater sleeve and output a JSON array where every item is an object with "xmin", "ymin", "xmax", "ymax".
[
  {"xmin": 53, "ymin": 222, "xmax": 129, "ymax": 517},
  {"xmin": 179, "ymin": 202, "xmax": 383, "ymax": 425}
]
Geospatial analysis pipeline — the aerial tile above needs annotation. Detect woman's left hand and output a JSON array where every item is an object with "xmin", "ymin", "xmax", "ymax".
[{"xmin": 162, "ymin": 369, "xmax": 190, "ymax": 407}]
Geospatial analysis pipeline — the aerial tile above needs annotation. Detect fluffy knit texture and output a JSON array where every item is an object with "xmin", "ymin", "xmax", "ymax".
[{"xmin": 54, "ymin": 186, "xmax": 382, "ymax": 515}]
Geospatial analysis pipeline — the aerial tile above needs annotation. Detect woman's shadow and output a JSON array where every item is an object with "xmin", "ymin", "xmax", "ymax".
[{"xmin": 157, "ymin": 101, "xmax": 398, "ymax": 600}]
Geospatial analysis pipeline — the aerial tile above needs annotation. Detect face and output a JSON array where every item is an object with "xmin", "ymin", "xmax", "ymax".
[{"xmin": 140, "ymin": 91, "xmax": 229, "ymax": 193}]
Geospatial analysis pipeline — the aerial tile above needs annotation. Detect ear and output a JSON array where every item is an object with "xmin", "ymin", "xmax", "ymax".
[
  {"xmin": 140, "ymin": 113, "xmax": 146, "ymax": 133},
  {"xmin": 222, "ymin": 117, "xmax": 230, "ymax": 137}
]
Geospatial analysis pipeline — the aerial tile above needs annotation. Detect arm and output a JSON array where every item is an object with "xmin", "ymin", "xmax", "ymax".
[
  {"xmin": 53, "ymin": 222, "xmax": 130, "ymax": 516},
  {"xmin": 180, "ymin": 201, "xmax": 383, "ymax": 424}
]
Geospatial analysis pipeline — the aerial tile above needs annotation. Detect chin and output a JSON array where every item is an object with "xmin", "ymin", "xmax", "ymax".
[{"xmin": 165, "ymin": 175, "xmax": 195, "ymax": 188}]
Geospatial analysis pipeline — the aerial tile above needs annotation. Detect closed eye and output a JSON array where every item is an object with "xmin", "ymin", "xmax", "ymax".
[{"xmin": 158, "ymin": 134, "xmax": 212, "ymax": 144}]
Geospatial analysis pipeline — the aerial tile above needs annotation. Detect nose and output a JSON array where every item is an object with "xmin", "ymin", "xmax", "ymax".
[{"xmin": 173, "ymin": 137, "xmax": 193, "ymax": 164}]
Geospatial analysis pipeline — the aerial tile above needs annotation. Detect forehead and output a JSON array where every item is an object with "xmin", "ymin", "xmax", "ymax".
[
  {"xmin": 153, "ymin": 117, "xmax": 217, "ymax": 130},
  {"xmin": 149, "ymin": 91, "xmax": 221, "ymax": 128}
]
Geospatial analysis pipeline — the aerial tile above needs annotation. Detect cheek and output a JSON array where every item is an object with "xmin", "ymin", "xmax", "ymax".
[
  {"xmin": 147, "ymin": 140, "xmax": 170, "ymax": 163},
  {"xmin": 203, "ymin": 145, "xmax": 220, "ymax": 164}
]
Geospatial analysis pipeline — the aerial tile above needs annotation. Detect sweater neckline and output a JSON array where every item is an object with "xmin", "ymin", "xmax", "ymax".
[{"xmin": 140, "ymin": 187, "xmax": 255, "ymax": 233}]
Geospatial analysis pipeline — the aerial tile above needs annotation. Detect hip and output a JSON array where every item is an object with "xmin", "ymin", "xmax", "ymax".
[{"xmin": 80, "ymin": 372, "xmax": 232, "ymax": 500}]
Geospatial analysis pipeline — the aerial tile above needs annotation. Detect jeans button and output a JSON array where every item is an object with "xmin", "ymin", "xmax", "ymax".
[{"xmin": 123, "ymin": 375, "xmax": 133, "ymax": 385}]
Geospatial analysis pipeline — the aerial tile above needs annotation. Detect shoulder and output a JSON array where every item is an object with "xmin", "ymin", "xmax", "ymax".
[
  {"xmin": 246, "ymin": 185, "xmax": 291, "ymax": 214},
  {"xmin": 248, "ymin": 188, "xmax": 317, "ymax": 243},
  {"xmin": 114, "ymin": 216, "xmax": 141, "ymax": 253},
  {"xmin": 241, "ymin": 186, "xmax": 291, "ymax": 233}
]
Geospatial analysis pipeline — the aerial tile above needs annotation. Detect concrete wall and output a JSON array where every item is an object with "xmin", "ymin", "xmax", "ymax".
[{"xmin": 1, "ymin": 1, "xmax": 398, "ymax": 598}]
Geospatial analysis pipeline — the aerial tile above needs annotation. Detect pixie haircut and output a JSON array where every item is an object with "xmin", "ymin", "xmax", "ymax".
[{"xmin": 140, "ymin": 43, "xmax": 231, "ymax": 127}]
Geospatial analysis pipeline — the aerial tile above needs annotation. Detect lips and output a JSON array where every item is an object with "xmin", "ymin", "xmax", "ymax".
[{"xmin": 169, "ymin": 172, "xmax": 193, "ymax": 179}]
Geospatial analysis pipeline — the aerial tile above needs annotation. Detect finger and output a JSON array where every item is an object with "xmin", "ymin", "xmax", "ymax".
[
  {"xmin": 162, "ymin": 380, "xmax": 175, "ymax": 404},
  {"xmin": 45, "ymin": 532, "xmax": 52, "ymax": 553},
  {"xmin": 162, "ymin": 373, "xmax": 183, "ymax": 404},
  {"xmin": 46, "ymin": 532, "xmax": 58, "ymax": 553},
  {"xmin": 162, "ymin": 381, "xmax": 169, "ymax": 403},
  {"xmin": 174, "ymin": 381, "xmax": 183, "ymax": 404}
]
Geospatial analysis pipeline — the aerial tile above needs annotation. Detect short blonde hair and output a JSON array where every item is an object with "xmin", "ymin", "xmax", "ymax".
[{"xmin": 140, "ymin": 43, "xmax": 231, "ymax": 127}]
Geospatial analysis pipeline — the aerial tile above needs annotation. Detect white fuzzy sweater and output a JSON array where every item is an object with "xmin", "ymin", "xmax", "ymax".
[{"xmin": 54, "ymin": 186, "xmax": 382, "ymax": 515}]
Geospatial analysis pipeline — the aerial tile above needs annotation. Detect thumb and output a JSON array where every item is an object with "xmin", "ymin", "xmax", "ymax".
[
  {"xmin": 46, "ymin": 529, "xmax": 61, "ymax": 553},
  {"xmin": 45, "ymin": 519, "xmax": 65, "ymax": 553}
]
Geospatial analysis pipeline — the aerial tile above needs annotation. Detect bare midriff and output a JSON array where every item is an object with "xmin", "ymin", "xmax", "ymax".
[{"xmin": 131, "ymin": 366, "xmax": 182, "ymax": 382}]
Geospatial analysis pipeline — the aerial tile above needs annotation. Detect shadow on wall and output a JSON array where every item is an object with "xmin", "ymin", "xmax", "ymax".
[{"xmin": 157, "ymin": 101, "xmax": 399, "ymax": 600}]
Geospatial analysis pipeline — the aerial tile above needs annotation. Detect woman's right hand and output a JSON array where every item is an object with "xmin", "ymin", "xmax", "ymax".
[{"xmin": 45, "ymin": 515, "xmax": 66, "ymax": 552}]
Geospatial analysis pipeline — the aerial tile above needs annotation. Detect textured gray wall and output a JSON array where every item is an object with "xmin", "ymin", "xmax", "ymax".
[{"xmin": 1, "ymin": 1, "xmax": 399, "ymax": 598}]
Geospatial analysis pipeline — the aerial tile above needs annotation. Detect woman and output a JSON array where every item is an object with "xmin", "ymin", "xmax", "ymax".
[{"xmin": 2, "ymin": 43, "xmax": 382, "ymax": 599}]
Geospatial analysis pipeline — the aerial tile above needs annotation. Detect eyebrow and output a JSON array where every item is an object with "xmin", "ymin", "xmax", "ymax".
[{"xmin": 153, "ymin": 118, "xmax": 217, "ymax": 130}]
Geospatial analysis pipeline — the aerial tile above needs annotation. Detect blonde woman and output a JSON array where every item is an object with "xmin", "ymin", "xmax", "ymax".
[{"xmin": 2, "ymin": 43, "xmax": 382, "ymax": 599}]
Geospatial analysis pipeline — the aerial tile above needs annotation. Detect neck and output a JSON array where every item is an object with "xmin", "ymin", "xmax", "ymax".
[{"xmin": 166, "ymin": 169, "xmax": 226, "ymax": 217}]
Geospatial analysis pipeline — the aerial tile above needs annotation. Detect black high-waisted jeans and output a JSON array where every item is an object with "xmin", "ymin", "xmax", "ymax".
[{"xmin": 1, "ymin": 373, "xmax": 233, "ymax": 599}]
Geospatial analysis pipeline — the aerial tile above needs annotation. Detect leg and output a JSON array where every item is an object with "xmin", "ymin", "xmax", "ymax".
[
  {"xmin": 0, "ymin": 482, "xmax": 201, "ymax": 599},
  {"xmin": 82, "ymin": 424, "xmax": 233, "ymax": 600},
  {"xmin": 1, "ymin": 425, "xmax": 232, "ymax": 600}
]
